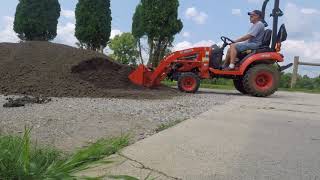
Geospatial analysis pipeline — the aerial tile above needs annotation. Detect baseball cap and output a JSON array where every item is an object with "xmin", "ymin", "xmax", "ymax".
[{"xmin": 248, "ymin": 10, "xmax": 263, "ymax": 18}]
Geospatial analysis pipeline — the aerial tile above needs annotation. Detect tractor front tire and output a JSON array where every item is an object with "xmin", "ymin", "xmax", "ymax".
[
  {"xmin": 178, "ymin": 72, "xmax": 200, "ymax": 93},
  {"xmin": 233, "ymin": 78, "xmax": 248, "ymax": 94},
  {"xmin": 243, "ymin": 64, "xmax": 280, "ymax": 97}
]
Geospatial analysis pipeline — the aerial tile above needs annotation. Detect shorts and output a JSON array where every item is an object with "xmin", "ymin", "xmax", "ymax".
[{"xmin": 235, "ymin": 42, "xmax": 260, "ymax": 52}]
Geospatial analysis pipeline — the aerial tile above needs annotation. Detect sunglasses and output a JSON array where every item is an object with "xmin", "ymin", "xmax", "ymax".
[{"xmin": 250, "ymin": 14, "xmax": 259, "ymax": 17}]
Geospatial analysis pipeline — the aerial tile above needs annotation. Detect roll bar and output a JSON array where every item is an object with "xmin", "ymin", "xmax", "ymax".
[
  {"xmin": 261, "ymin": 0, "xmax": 269, "ymax": 27},
  {"xmin": 261, "ymin": 0, "xmax": 283, "ymax": 50}
]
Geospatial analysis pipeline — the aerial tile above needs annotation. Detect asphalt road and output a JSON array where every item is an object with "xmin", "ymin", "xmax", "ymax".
[{"xmin": 81, "ymin": 90, "xmax": 320, "ymax": 180}]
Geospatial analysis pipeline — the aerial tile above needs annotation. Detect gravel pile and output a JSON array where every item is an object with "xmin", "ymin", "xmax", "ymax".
[{"xmin": 0, "ymin": 91, "xmax": 233, "ymax": 151}]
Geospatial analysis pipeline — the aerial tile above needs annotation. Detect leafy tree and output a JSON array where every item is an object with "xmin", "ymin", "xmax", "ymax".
[
  {"xmin": 75, "ymin": 0, "xmax": 112, "ymax": 51},
  {"xmin": 314, "ymin": 76, "xmax": 320, "ymax": 89},
  {"xmin": 279, "ymin": 72, "xmax": 292, "ymax": 88},
  {"xmin": 132, "ymin": 4, "xmax": 145, "ymax": 64},
  {"xmin": 14, "ymin": 0, "xmax": 61, "ymax": 41},
  {"xmin": 109, "ymin": 33, "xmax": 139, "ymax": 65},
  {"xmin": 132, "ymin": 0, "xmax": 183, "ymax": 67},
  {"xmin": 296, "ymin": 75, "xmax": 315, "ymax": 89},
  {"xmin": 279, "ymin": 72, "xmax": 320, "ymax": 90}
]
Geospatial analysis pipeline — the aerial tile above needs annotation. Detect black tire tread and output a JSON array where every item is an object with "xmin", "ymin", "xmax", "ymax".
[
  {"xmin": 233, "ymin": 78, "xmax": 248, "ymax": 94},
  {"xmin": 243, "ymin": 64, "xmax": 280, "ymax": 97},
  {"xmin": 178, "ymin": 72, "xmax": 201, "ymax": 93}
]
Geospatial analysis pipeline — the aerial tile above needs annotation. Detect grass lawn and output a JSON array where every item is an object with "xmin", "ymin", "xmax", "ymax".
[
  {"xmin": 279, "ymin": 88, "xmax": 320, "ymax": 94},
  {"xmin": 163, "ymin": 80, "xmax": 320, "ymax": 94},
  {"xmin": 162, "ymin": 80, "xmax": 235, "ymax": 90}
]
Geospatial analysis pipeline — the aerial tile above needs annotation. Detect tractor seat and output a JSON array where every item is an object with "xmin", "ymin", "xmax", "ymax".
[{"xmin": 237, "ymin": 29, "xmax": 273, "ymax": 59}]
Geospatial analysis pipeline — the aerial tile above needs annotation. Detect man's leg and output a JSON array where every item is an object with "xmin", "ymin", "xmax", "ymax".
[
  {"xmin": 223, "ymin": 48, "xmax": 231, "ymax": 67},
  {"xmin": 228, "ymin": 44, "xmax": 238, "ymax": 69}
]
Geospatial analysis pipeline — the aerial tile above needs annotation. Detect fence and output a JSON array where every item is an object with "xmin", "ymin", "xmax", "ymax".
[{"xmin": 291, "ymin": 56, "xmax": 320, "ymax": 88}]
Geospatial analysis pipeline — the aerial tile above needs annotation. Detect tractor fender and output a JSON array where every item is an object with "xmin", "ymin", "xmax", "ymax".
[{"xmin": 239, "ymin": 52, "xmax": 283, "ymax": 74}]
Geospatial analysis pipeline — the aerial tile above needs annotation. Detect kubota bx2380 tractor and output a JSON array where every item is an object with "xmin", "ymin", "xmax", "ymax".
[{"xmin": 129, "ymin": 0, "xmax": 292, "ymax": 97}]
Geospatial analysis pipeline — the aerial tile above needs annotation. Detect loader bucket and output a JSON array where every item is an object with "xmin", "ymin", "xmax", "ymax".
[{"xmin": 129, "ymin": 64, "xmax": 154, "ymax": 87}]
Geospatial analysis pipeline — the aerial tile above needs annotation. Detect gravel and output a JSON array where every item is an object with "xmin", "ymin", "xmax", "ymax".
[{"xmin": 0, "ymin": 90, "xmax": 234, "ymax": 151}]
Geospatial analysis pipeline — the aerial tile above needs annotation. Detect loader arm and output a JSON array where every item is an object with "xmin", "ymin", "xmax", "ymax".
[{"xmin": 129, "ymin": 47, "xmax": 209, "ymax": 88}]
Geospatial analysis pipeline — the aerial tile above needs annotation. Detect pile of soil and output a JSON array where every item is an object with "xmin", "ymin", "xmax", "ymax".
[{"xmin": 0, "ymin": 42, "xmax": 178, "ymax": 99}]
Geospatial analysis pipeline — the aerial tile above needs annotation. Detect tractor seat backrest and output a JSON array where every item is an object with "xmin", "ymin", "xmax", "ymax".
[
  {"xmin": 237, "ymin": 29, "xmax": 273, "ymax": 61},
  {"xmin": 260, "ymin": 29, "xmax": 272, "ymax": 47}
]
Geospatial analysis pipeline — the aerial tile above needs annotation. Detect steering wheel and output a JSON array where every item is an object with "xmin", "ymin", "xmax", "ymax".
[{"xmin": 221, "ymin": 36, "xmax": 235, "ymax": 45}]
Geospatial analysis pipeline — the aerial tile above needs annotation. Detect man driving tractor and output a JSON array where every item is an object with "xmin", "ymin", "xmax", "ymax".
[
  {"xmin": 129, "ymin": 0, "xmax": 290, "ymax": 97},
  {"xmin": 223, "ymin": 10, "xmax": 265, "ymax": 70}
]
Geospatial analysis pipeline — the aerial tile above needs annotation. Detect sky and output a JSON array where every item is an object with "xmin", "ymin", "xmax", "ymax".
[{"xmin": 0, "ymin": 0, "xmax": 319, "ymax": 77}]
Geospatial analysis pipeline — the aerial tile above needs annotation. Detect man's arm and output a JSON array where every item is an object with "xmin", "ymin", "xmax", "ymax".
[
  {"xmin": 235, "ymin": 22, "xmax": 265, "ymax": 43},
  {"xmin": 234, "ymin": 34, "xmax": 254, "ymax": 43}
]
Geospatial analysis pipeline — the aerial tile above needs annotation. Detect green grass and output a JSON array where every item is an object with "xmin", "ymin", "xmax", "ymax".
[
  {"xmin": 155, "ymin": 120, "xmax": 183, "ymax": 133},
  {"xmin": 0, "ymin": 128, "xmax": 129, "ymax": 180},
  {"xmin": 162, "ymin": 80, "xmax": 235, "ymax": 90},
  {"xmin": 163, "ymin": 80, "xmax": 320, "ymax": 94},
  {"xmin": 199, "ymin": 84, "xmax": 235, "ymax": 90},
  {"xmin": 279, "ymin": 88, "xmax": 320, "ymax": 94}
]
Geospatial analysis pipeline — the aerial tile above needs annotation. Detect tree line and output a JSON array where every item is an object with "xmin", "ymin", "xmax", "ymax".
[
  {"xmin": 13, "ymin": 0, "xmax": 183, "ymax": 67},
  {"xmin": 280, "ymin": 73, "xmax": 320, "ymax": 90}
]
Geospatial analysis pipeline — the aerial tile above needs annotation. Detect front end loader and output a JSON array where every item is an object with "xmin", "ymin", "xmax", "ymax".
[{"xmin": 129, "ymin": 0, "xmax": 292, "ymax": 97}]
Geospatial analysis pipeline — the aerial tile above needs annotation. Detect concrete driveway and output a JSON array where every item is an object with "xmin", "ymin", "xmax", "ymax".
[{"xmin": 81, "ymin": 90, "xmax": 320, "ymax": 180}]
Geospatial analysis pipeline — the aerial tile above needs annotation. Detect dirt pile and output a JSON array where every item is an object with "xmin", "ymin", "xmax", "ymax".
[
  {"xmin": 0, "ymin": 42, "xmax": 177, "ymax": 99},
  {"xmin": 71, "ymin": 57, "xmax": 134, "ymax": 89}
]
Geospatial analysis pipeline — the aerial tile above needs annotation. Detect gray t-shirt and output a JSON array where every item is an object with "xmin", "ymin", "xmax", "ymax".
[{"xmin": 248, "ymin": 21, "xmax": 265, "ymax": 44}]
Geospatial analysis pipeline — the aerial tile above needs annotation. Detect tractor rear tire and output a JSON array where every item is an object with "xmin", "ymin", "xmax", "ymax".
[
  {"xmin": 243, "ymin": 64, "xmax": 280, "ymax": 97},
  {"xmin": 178, "ymin": 72, "xmax": 200, "ymax": 93},
  {"xmin": 233, "ymin": 78, "xmax": 248, "ymax": 94}
]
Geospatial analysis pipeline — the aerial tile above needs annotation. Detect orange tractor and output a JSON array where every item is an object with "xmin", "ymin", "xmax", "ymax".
[{"xmin": 129, "ymin": 0, "xmax": 292, "ymax": 97}]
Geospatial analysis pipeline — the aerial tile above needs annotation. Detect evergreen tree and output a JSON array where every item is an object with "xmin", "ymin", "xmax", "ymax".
[
  {"xmin": 75, "ymin": 0, "xmax": 112, "ymax": 51},
  {"xmin": 14, "ymin": 0, "xmax": 61, "ymax": 41},
  {"xmin": 132, "ymin": 4, "xmax": 145, "ymax": 64},
  {"xmin": 132, "ymin": 0, "xmax": 183, "ymax": 67}
]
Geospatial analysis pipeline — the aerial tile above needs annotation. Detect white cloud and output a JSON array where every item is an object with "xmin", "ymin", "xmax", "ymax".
[
  {"xmin": 174, "ymin": 40, "xmax": 215, "ymax": 51},
  {"xmin": 313, "ymin": 32, "xmax": 320, "ymax": 40},
  {"xmin": 61, "ymin": 9, "xmax": 75, "ymax": 19},
  {"xmin": 285, "ymin": 3, "xmax": 320, "ymax": 40},
  {"xmin": 300, "ymin": 8, "xmax": 319, "ymax": 15},
  {"xmin": 282, "ymin": 40, "xmax": 320, "ymax": 77},
  {"xmin": 247, "ymin": 0, "xmax": 262, "ymax": 3},
  {"xmin": 0, "ymin": 16, "xmax": 19, "ymax": 43},
  {"xmin": 54, "ymin": 26, "xmax": 123, "ymax": 47},
  {"xmin": 185, "ymin": 7, "xmax": 208, "ymax": 25},
  {"xmin": 182, "ymin": 31, "xmax": 190, "ymax": 38},
  {"xmin": 282, "ymin": 40, "xmax": 320, "ymax": 63},
  {"xmin": 193, "ymin": 40, "xmax": 215, "ymax": 47},
  {"xmin": 232, "ymin": 9, "xmax": 242, "ymax": 16},
  {"xmin": 174, "ymin": 41, "xmax": 192, "ymax": 51},
  {"xmin": 185, "ymin": 7, "xmax": 197, "ymax": 17},
  {"xmin": 283, "ymin": 3, "xmax": 320, "ymax": 76},
  {"xmin": 110, "ymin": 29, "xmax": 122, "ymax": 39},
  {"xmin": 54, "ymin": 10, "xmax": 77, "ymax": 46},
  {"xmin": 55, "ymin": 22, "xmax": 77, "ymax": 46}
]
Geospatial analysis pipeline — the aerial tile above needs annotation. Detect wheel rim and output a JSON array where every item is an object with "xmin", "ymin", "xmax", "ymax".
[
  {"xmin": 254, "ymin": 71, "xmax": 273, "ymax": 91},
  {"xmin": 181, "ymin": 77, "xmax": 197, "ymax": 91}
]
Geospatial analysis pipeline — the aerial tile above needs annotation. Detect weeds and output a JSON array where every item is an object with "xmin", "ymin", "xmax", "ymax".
[
  {"xmin": 155, "ymin": 120, "xmax": 183, "ymax": 133},
  {"xmin": 0, "ymin": 128, "xmax": 129, "ymax": 180}
]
